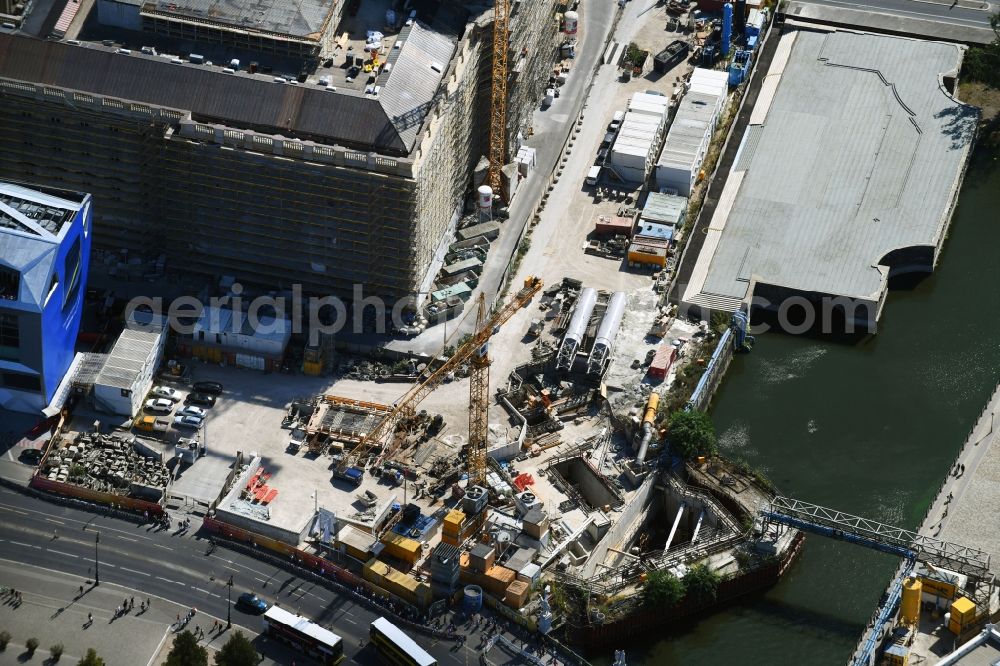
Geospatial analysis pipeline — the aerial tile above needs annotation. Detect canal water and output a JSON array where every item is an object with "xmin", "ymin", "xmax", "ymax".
[{"xmin": 616, "ymin": 144, "xmax": 1000, "ymax": 665}]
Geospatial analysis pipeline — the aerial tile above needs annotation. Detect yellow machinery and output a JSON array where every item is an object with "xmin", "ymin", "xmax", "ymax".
[
  {"xmin": 900, "ymin": 577, "xmax": 921, "ymax": 625},
  {"xmin": 485, "ymin": 0, "xmax": 510, "ymax": 199},
  {"xmin": 334, "ymin": 276, "xmax": 543, "ymax": 484}
]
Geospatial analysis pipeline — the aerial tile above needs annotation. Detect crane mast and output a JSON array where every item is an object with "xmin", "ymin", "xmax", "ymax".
[
  {"xmin": 467, "ymin": 297, "xmax": 491, "ymax": 487},
  {"xmin": 486, "ymin": 0, "xmax": 510, "ymax": 199}
]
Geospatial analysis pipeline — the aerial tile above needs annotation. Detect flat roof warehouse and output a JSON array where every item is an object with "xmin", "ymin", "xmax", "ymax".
[
  {"xmin": 682, "ymin": 28, "xmax": 978, "ymax": 329},
  {"xmin": 0, "ymin": 20, "xmax": 457, "ymax": 156}
]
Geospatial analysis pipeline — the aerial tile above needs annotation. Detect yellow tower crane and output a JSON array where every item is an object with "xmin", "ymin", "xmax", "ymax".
[
  {"xmin": 334, "ymin": 276, "xmax": 543, "ymax": 486},
  {"xmin": 486, "ymin": 0, "xmax": 511, "ymax": 200}
]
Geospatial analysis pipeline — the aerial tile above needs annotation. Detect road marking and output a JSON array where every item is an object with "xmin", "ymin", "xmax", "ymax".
[
  {"xmin": 45, "ymin": 518, "xmax": 65, "ymax": 525},
  {"xmin": 9, "ymin": 541, "xmax": 39, "ymax": 549},
  {"xmin": 192, "ymin": 586, "xmax": 209, "ymax": 594},
  {"xmin": 146, "ymin": 628, "xmax": 172, "ymax": 666},
  {"xmin": 0, "ymin": 499, "xmax": 155, "ymax": 542},
  {"xmin": 47, "ymin": 549, "xmax": 79, "ymax": 559},
  {"xmin": 153, "ymin": 543, "xmax": 172, "ymax": 551},
  {"xmin": 118, "ymin": 536, "xmax": 138, "ymax": 543},
  {"xmin": 344, "ymin": 616, "xmax": 357, "ymax": 625},
  {"xmin": 156, "ymin": 576, "xmax": 178, "ymax": 584},
  {"xmin": 119, "ymin": 566, "xmax": 150, "ymax": 576}
]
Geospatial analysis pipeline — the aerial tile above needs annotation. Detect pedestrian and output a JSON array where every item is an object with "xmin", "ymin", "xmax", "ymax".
[
  {"xmin": 88, "ymin": 612, "xmax": 93, "ymax": 623},
  {"xmin": 194, "ymin": 626, "xmax": 200, "ymax": 638},
  {"xmin": 78, "ymin": 585, "xmax": 84, "ymax": 596},
  {"xmin": 146, "ymin": 598, "xmax": 151, "ymax": 609},
  {"xmin": 130, "ymin": 596, "xmax": 135, "ymax": 610},
  {"xmin": 176, "ymin": 613, "xmax": 181, "ymax": 624}
]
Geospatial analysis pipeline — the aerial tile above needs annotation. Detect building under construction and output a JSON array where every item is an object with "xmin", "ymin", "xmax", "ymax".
[{"xmin": 0, "ymin": 0, "xmax": 560, "ymax": 303}]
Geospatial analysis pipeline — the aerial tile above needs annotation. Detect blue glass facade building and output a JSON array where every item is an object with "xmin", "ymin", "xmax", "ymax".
[{"xmin": 0, "ymin": 182, "xmax": 92, "ymax": 414}]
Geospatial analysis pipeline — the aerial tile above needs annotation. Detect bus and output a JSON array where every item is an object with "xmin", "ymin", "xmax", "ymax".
[
  {"xmin": 370, "ymin": 617, "xmax": 437, "ymax": 666},
  {"xmin": 263, "ymin": 605, "xmax": 344, "ymax": 665}
]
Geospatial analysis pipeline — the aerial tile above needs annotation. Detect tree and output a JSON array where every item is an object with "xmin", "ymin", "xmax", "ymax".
[
  {"xmin": 215, "ymin": 631, "xmax": 258, "ymax": 666},
  {"xmin": 684, "ymin": 564, "xmax": 722, "ymax": 604},
  {"xmin": 667, "ymin": 410, "xmax": 717, "ymax": 460},
  {"xmin": 50, "ymin": 643, "xmax": 65, "ymax": 661},
  {"xmin": 165, "ymin": 631, "xmax": 208, "ymax": 666},
  {"xmin": 643, "ymin": 569, "xmax": 684, "ymax": 608},
  {"xmin": 78, "ymin": 649, "xmax": 105, "ymax": 666},
  {"xmin": 0, "ymin": 631, "xmax": 10, "ymax": 650},
  {"xmin": 25, "ymin": 637, "xmax": 38, "ymax": 655}
]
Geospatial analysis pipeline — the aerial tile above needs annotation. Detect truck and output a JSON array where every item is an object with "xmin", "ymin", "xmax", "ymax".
[
  {"xmin": 335, "ymin": 466, "xmax": 364, "ymax": 486},
  {"xmin": 134, "ymin": 415, "xmax": 169, "ymax": 436}
]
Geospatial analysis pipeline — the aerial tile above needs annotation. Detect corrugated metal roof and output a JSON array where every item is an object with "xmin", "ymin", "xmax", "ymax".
[
  {"xmin": 695, "ymin": 30, "xmax": 977, "ymax": 302},
  {"xmin": 377, "ymin": 21, "xmax": 456, "ymax": 150},
  {"xmin": 642, "ymin": 192, "xmax": 686, "ymax": 225},
  {"xmin": 657, "ymin": 88, "xmax": 725, "ymax": 172},
  {"xmin": 0, "ymin": 32, "xmax": 460, "ymax": 155},
  {"xmin": 95, "ymin": 327, "xmax": 164, "ymax": 390}
]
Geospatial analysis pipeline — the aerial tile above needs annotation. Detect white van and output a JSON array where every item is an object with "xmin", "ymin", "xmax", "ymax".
[{"xmin": 586, "ymin": 165, "xmax": 601, "ymax": 186}]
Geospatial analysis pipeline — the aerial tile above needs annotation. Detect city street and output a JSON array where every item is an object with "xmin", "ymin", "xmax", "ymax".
[{"xmin": 0, "ymin": 485, "xmax": 566, "ymax": 665}]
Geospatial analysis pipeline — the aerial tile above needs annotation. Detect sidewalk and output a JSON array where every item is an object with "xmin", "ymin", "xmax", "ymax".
[{"xmin": 0, "ymin": 562, "xmax": 304, "ymax": 666}]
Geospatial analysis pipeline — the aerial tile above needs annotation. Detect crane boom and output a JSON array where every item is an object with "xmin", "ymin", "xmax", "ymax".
[
  {"xmin": 486, "ymin": 0, "xmax": 510, "ymax": 199},
  {"xmin": 335, "ymin": 276, "xmax": 543, "ymax": 481}
]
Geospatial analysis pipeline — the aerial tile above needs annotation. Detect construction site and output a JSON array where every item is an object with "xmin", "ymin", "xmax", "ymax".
[{"xmin": 0, "ymin": 0, "xmax": 565, "ymax": 306}]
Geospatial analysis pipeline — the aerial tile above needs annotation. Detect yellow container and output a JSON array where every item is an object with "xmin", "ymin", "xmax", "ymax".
[
  {"xmin": 900, "ymin": 578, "xmax": 922, "ymax": 625},
  {"xmin": 380, "ymin": 532, "xmax": 421, "ymax": 564},
  {"xmin": 302, "ymin": 360, "xmax": 322, "ymax": 376},
  {"xmin": 919, "ymin": 576, "xmax": 956, "ymax": 600},
  {"xmin": 951, "ymin": 597, "xmax": 975, "ymax": 621},
  {"xmin": 949, "ymin": 597, "xmax": 977, "ymax": 634},
  {"xmin": 363, "ymin": 558, "xmax": 390, "ymax": 585},
  {"xmin": 443, "ymin": 510, "xmax": 466, "ymax": 534}
]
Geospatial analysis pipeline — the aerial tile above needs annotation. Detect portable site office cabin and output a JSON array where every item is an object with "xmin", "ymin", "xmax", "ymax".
[
  {"xmin": 93, "ymin": 326, "xmax": 166, "ymax": 417},
  {"xmin": 655, "ymin": 68, "xmax": 729, "ymax": 195},
  {"xmin": 609, "ymin": 92, "xmax": 670, "ymax": 184}
]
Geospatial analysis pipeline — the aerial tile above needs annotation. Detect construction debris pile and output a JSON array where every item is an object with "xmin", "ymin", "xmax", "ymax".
[{"xmin": 41, "ymin": 430, "xmax": 169, "ymax": 498}]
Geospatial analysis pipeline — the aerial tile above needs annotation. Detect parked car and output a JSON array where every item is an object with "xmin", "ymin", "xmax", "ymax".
[
  {"xmin": 608, "ymin": 111, "xmax": 625, "ymax": 131},
  {"xmin": 185, "ymin": 392, "xmax": 216, "ymax": 407},
  {"xmin": 596, "ymin": 147, "xmax": 609, "ymax": 165},
  {"xmin": 173, "ymin": 414, "xmax": 204, "ymax": 429},
  {"xmin": 144, "ymin": 398, "xmax": 174, "ymax": 413},
  {"xmin": 192, "ymin": 381, "xmax": 223, "ymax": 395},
  {"xmin": 135, "ymin": 416, "xmax": 170, "ymax": 435},
  {"xmin": 177, "ymin": 405, "xmax": 206, "ymax": 419},
  {"xmin": 235, "ymin": 592, "xmax": 268, "ymax": 614},
  {"xmin": 19, "ymin": 448, "xmax": 43, "ymax": 464},
  {"xmin": 151, "ymin": 386, "xmax": 179, "ymax": 401}
]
